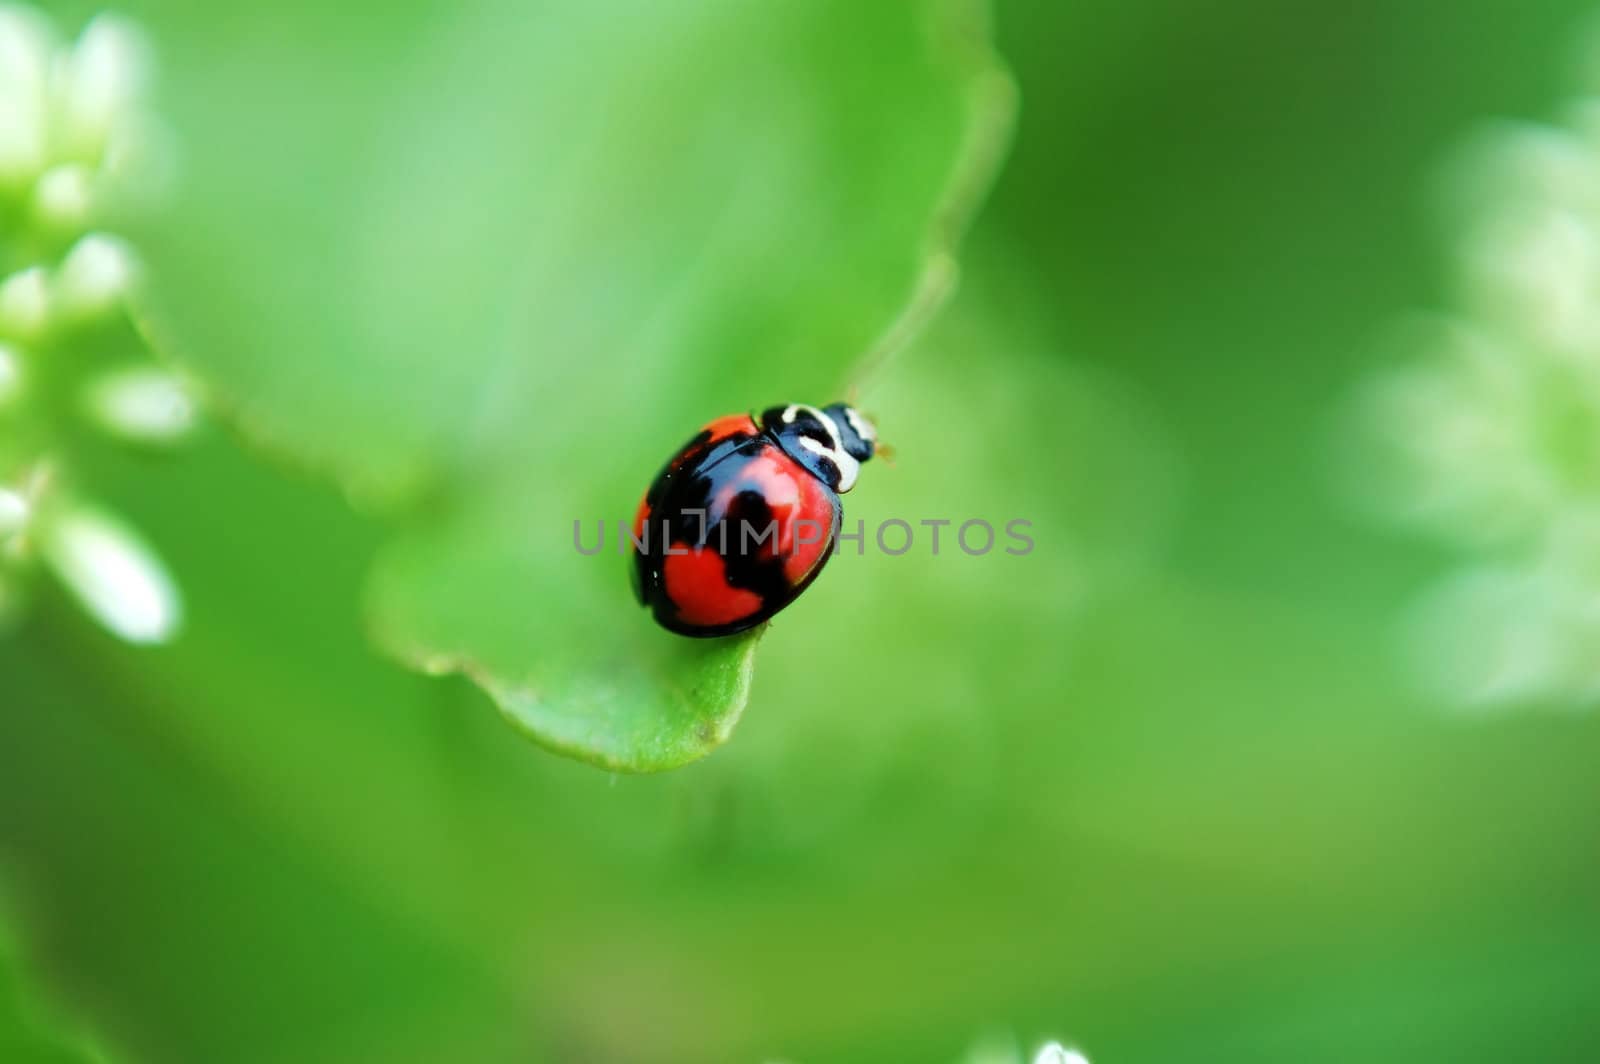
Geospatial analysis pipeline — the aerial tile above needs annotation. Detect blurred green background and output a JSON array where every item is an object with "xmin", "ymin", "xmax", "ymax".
[{"xmin": 5, "ymin": 0, "xmax": 1600, "ymax": 1062}]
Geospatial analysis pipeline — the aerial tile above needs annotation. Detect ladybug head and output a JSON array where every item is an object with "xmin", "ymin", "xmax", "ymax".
[{"xmin": 759, "ymin": 402, "xmax": 877, "ymax": 493}]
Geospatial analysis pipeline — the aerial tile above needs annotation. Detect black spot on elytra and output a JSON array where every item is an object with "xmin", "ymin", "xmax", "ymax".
[{"xmin": 719, "ymin": 490, "xmax": 791, "ymax": 602}]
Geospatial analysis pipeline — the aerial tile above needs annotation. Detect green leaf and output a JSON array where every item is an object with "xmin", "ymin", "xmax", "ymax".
[
  {"xmin": 367, "ymin": 489, "xmax": 767, "ymax": 771},
  {"xmin": 140, "ymin": 0, "xmax": 1013, "ymax": 768},
  {"xmin": 0, "ymin": 905, "xmax": 108, "ymax": 1064}
]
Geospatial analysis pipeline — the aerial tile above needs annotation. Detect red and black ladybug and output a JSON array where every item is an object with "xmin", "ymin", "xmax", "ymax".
[{"xmin": 632, "ymin": 402, "xmax": 878, "ymax": 637}]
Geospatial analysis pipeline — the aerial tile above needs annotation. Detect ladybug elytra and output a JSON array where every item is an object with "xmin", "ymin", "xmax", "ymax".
[{"xmin": 632, "ymin": 402, "xmax": 877, "ymax": 637}]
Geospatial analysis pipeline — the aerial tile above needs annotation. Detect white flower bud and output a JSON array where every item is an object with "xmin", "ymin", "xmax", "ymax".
[
  {"xmin": 0, "ymin": 266, "xmax": 51, "ymax": 338},
  {"xmin": 1033, "ymin": 1045, "xmax": 1089, "ymax": 1064},
  {"xmin": 0, "ymin": 342, "xmax": 20, "ymax": 404},
  {"xmin": 0, "ymin": 486, "xmax": 29, "ymax": 537},
  {"xmin": 0, "ymin": 5, "xmax": 54, "ymax": 184},
  {"xmin": 54, "ymin": 233, "xmax": 138, "ymax": 318},
  {"xmin": 41, "ymin": 499, "xmax": 181, "ymax": 644},
  {"xmin": 84, "ymin": 366, "xmax": 196, "ymax": 443},
  {"xmin": 54, "ymin": 13, "xmax": 153, "ymax": 162},
  {"xmin": 31, "ymin": 162, "xmax": 95, "ymax": 227},
  {"xmin": 0, "ymin": 7, "xmax": 53, "ymax": 89}
]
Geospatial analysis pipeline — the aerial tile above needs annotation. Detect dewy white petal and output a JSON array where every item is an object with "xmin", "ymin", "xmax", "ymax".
[
  {"xmin": 1032, "ymin": 1044, "xmax": 1089, "ymax": 1064},
  {"xmin": 55, "ymin": 232, "xmax": 139, "ymax": 317},
  {"xmin": 1465, "ymin": 205, "xmax": 1600, "ymax": 358},
  {"xmin": 0, "ymin": 6, "xmax": 54, "ymax": 87},
  {"xmin": 32, "ymin": 162, "xmax": 95, "ymax": 227},
  {"xmin": 55, "ymin": 13, "xmax": 153, "ymax": 160},
  {"xmin": 0, "ymin": 266, "xmax": 51, "ymax": 337},
  {"xmin": 0, "ymin": 5, "xmax": 54, "ymax": 183},
  {"xmin": 84, "ymin": 366, "xmax": 196, "ymax": 443},
  {"xmin": 0, "ymin": 486, "xmax": 29, "ymax": 537},
  {"xmin": 42, "ymin": 500, "xmax": 181, "ymax": 644},
  {"xmin": 0, "ymin": 341, "xmax": 20, "ymax": 404}
]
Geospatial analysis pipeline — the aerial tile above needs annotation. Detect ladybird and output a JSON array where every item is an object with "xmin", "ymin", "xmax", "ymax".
[{"xmin": 632, "ymin": 402, "xmax": 878, "ymax": 637}]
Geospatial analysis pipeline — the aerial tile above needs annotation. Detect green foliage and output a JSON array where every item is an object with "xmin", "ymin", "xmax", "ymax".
[
  {"xmin": 5, "ymin": 1, "xmax": 1600, "ymax": 1062},
  {"xmin": 0, "ymin": 906, "xmax": 106, "ymax": 1064},
  {"xmin": 138, "ymin": 0, "xmax": 1013, "ymax": 770}
]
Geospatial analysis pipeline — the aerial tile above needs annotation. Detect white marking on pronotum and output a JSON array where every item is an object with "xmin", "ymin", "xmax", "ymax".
[
  {"xmin": 783, "ymin": 403, "xmax": 858, "ymax": 490},
  {"xmin": 843, "ymin": 405, "xmax": 877, "ymax": 444},
  {"xmin": 783, "ymin": 402, "xmax": 843, "ymax": 448},
  {"xmin": 813, "ymin": 408, "xmax": 844, "ymax": 451},
  {"xmin": 798, "ymin": 434, "xmax": 859, "ymax": 492}
]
